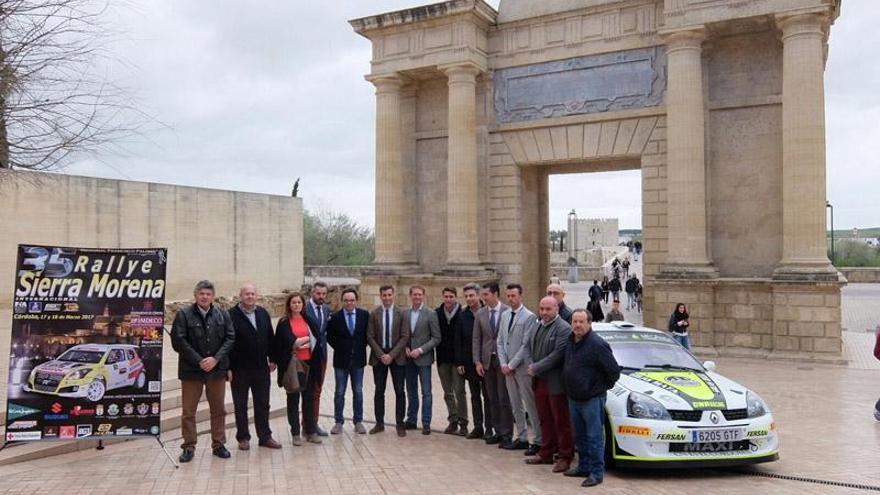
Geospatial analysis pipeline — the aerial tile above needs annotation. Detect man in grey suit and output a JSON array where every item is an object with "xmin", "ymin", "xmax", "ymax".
[
  {"xmin": 472, "ymin": 282, "xmax": 513, "ymax": 447},
  {"xmin": 497, "ymin": 284, "xmax": 541, "ymax": 455},
  {"xmin": 525, "ymin": 296, "xmax": 575, "ymax": 474},
  {"xmin": 403, "ymin": 285, "xmax": 442, "ymax": 435}
]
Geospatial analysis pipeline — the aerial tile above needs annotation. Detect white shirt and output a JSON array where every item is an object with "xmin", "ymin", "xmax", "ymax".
[
  {"xmin": 410, "ymin": 304, "xmax": 423, "ymax": 333},
  {"xmin": 382, "ymin": 305, "xmax": 394, "ymax": 349}
]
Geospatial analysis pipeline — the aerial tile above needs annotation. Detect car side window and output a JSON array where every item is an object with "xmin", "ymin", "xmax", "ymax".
[
  {"xmin": 107, "ymin": 350, "xmax": 123, "ymax": 364},
  {"xmin": 125, "ymin": 349, "xmax": 135, "ymax": 360}
]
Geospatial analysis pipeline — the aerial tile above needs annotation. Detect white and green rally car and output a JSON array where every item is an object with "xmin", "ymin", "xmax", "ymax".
[{"xmin": 595, "ymin": 322, "xmax": 778, "ymax": 468}]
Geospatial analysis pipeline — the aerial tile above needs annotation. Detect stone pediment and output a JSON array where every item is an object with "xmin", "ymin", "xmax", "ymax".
[{"xmin": 497, "ymin": 0, "xmax": 624, "ymax": 23}]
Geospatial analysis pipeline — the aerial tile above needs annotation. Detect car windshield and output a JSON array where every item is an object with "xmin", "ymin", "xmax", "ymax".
[
  {"xmin": 57, "ymin": 349, "xmax": 104, "ymax": 364},
  {"xmin": 598, "ymin": 331, "xmax": 704, "ymax": 371}
]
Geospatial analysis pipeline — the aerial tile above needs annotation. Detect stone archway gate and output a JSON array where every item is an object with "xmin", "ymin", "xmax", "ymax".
[{"xmin": 350, "ymin": 0, "xmax": 844, "ymax": 360}]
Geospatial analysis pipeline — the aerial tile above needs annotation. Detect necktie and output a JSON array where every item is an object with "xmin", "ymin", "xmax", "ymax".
[
  {"xmin": 490, "ymin": 309, "xmax": 497, "ymax": 333},
  {"xmin": 347, "ymin": 312, "xmax": 355, "ymax": 335},
  {"xmin": 316, "ymin": 305, "xmax": 323, "ymax": 327},
  {"xmin": 508, "ymin": 311, "xmax": 516, "ymax": 332},
  {"xmin": 384, "ymin": 308, "xmax": 391, "ymax": 349}
]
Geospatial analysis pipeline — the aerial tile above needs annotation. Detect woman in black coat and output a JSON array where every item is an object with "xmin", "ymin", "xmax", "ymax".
[
  {"xmin": 668, "ymin": 303, "xmax": 691, "ymax": 349},
  {"xmin": 274, "ymin": 292, "xmax": 320, "ymax": 445}
]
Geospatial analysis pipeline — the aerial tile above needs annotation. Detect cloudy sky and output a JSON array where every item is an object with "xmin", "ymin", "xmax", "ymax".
[{"xmin": 65, "ymin": 1, "xmax": 877, "ymax": 232}]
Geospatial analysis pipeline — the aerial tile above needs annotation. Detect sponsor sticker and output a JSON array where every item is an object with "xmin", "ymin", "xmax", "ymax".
[
  {"xmin": 7, "ymin": 420, "xmax": 38, "ymax": 430},
  {"xmin": 95, "ymin": 404, "xmax": 104, "ymax": 416},
  {"xmin": 746, "ymin": 429, "xmax": 770, "ymax": 438},
  {"xmin": 28, "ymin": 302, "xmax": 43, "ymax": 313},
  {"xmin": 42, "ymin": 426, "xmax": 59, "ymax": 438},
  {"xmin": 44, "ymin": 414, "xmax": 70, "ymax": 421},
  {"xmin": 59, "ymin": 426, "xmax": 76, "ymax": 439},
  {"xmin": 44, "ymin": 303, "xmax": 62, "ymax": 312},
  {"xmin": 655, "ymin": 432, "xmax": 688, "ymax": 442},
  {"xmin": 50, "ymin": 403, "xmax": 63, "ymax": 414},
  {"xmin": 149, "ymin": 426, "xmax": 160, "ymax": 435},
  {"xmin": 76, "ymin": 425, "xmax": 93, "ymax": 439},
  {"xmin": 115, "ymin": 427, "xmax": 133, "ymax": 436},
  {"xmin": 107, "ymin": 404, "xmax": 119, "ymax": 417},
  {"xmin": 63, "ymin": 303, "xmax": 80, "ymax": 312},
  {"xmin": 6, "ymin": 431, "xmax": 42, "ymax": 441},
  {"xmin": 70, "ymin": 406, "xmax": 96, "ymax": 417},
  {"xmin": 7, "ymin": 403, "xmax": 41, "ymax": 420},
  {"xmin": 13, "ymin": 301, "xmax": 28, "ymax": 314},
  {"xmin": 96, "ymin": 423, "xmax": 113, "ymax": 436},
  {"xmin": 137, "ymin": 403, "xmax": 149, "ymax": 416},
  {"xmin": 618, "ymin": 425, "xmax": 651, "ymax": 437},
  {"xmin": 123, "ymin": 403, "xmax": 134, "ymax": 415},
  {"xmin": 151, "ymin": 402, "xmax": 160, "ymax": 415}
]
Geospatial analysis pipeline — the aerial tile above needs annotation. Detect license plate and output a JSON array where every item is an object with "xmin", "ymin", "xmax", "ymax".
[{"xmin": 691, "ymin": 428, "xmax": 743, "ymax": 443}]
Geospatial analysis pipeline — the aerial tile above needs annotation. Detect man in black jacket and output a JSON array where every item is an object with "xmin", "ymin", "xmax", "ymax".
[
  {"xmin": 455, "ymin": 283, "xmax": 485, "ymax": 439},
  {"xmin": 171, "ymin": 280, "xmax": 236, "ymax": 463},
  {"xmin": 436, "ymin": 287, "xmax": 467, "ymax": 435},
  {"xmin": 228, "ymin": 284, "xmax": 281, "ymax": 450},
  {"xmin": 562, "ymin": 309, "xmax": 621, "ymax": 487},
  {"xmin": 327, "ymin": 288, "xmax": 370, "ymax": 435}
]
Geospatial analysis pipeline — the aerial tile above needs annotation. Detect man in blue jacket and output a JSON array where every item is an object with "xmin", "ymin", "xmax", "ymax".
[
  {"xmin": 327, "ymin": 288, "xmax": 370, "ymax": 435},
  {"xmin": 562, "ymin": 309, "xmax": 621, "ymax": 488}
]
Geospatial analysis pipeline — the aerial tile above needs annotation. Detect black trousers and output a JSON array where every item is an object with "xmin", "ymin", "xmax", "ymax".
[
  {"xmin": 231, "ymin": 368, "xmax": 272, "ymax": 442},
  {"xmin": 461, "ymin": 364, "xmax": 484, "ymax": 430},
  {"xmin": 484, "ymin": 354, "xmax": 513, "ymax": 437},
  {"xmin": 287, "ymin": 361, "xmax": 319, "ymax": 436},
  {"xmin": 373, "ymin": 361, "xmax": 406, "ymax": 426}
]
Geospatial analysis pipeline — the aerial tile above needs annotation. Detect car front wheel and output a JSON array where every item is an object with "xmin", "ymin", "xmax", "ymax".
[
  {"xmin": 135, "ymin": 372, "xmax": 146, "ymax": 389},
  {"xmin": 85, "ymin": 379, "xmax": 106, "ymax": 402}
]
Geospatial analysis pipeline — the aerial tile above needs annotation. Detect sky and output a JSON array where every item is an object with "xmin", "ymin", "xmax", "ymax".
[{"xmin": 61, "ymin": 0, "xmax": 878, "ymax": 232}]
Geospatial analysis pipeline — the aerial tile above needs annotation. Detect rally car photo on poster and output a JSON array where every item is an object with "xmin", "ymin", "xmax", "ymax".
[
  {"xmin": 23, "ymin": 344, "xmax": 147, "ymax": 402},
  {"xmin": 595, "ymin": 322, "xmax": 778, "ymax": 468}
]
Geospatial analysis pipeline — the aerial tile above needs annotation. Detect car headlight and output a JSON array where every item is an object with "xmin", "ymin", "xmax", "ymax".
[
  {"xmin": 67, "ymin": 369, "xmax": 90, "ymax": 380},
  {"xmin": 746, "ymin": 391, "xmax": 767, "ymax": 418},
  {"xmin": 627, "ymin": 391, "xmax": 672, "ymax": 420}
]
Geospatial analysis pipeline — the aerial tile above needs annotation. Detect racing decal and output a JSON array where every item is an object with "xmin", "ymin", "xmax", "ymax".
[
  {"xmin": 629, "ymin": 371, "xmax": 727, "ymax": 410},
  {"xmin": 618, "ymin": 425, "xmax": 652, "ymax": 437},
  {"xmin": 655, "ymin": 431, "xmax": 688, "ymax": 442}
]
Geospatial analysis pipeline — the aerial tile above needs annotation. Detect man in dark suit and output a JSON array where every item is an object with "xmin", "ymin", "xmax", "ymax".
[
  {"xmin": 455, "ymin": 283, "xmax": 486, "ymax": 439},
  {"xmin": 472, "ymin": 282, "xmax": 513, "ymax": 447},
  {"xmin": 326, "ymin": 287, "xmax": 370, "ymax": 434},
  {"xmin": 305, "ymin": 281, "xmax": 331, "ymax": 436},
  {"xmin": 402, "ymin": 285, "xmax": 441, "ymax": 435},
  {"xmin": 366, "ymin": 285, "xmax": 410, "ymax": 436},
  {"xmin": 228, "ymin": 284, "xmax": 282, "ymax": 450}
]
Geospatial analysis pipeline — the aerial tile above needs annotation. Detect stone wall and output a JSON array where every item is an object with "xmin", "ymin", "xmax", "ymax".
[
  {"xmin": 839, "ymin": 268, "xmax": 880, "ymax": 283},
  {"xmin": 304, "ymin": 265, "xmax": 368, "ymax": 279},
  {"xmin": 0, "ymin": 171, "xmax": 304, "ymax": 308}
]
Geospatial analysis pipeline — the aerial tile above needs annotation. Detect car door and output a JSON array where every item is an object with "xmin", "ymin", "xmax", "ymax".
[{"xmin": 106, "ymin": 349, "xmax": 128, "ymax": 389}]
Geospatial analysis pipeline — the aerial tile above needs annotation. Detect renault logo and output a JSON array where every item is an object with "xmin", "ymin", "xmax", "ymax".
[{"xmin": 709, "ymin": 412, "xmax": 720, "ymax": 424}]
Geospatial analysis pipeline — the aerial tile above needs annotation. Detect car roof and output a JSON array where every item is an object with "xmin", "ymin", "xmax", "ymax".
[
  {"xmin": 68, "ymin": 344, "xmax": 137, "ymax": 352},
  {"xmin": 591, "ymin": 321, "xmax": 666, "ymax": 334}
]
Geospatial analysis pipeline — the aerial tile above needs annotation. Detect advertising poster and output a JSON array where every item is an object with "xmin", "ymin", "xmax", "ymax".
[{"xmin": 5, "ymin": 245, "xmax": 167, "ymax": 442}]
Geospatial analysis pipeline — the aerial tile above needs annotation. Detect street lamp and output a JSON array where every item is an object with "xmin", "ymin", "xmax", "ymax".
[{"xmin": 826, "ymin": 200, "xmax": 834, "ymax": 265}]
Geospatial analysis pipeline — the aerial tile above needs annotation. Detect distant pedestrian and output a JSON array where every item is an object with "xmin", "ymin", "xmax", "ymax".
[
  {"xmin": 635, "ymin": 284, "xmax": 643, "ymax": 313},
  {"xmin": 588, "ymin": 280, "xmax": 602, "ymax": 302},
  {"xmin": 608, "ymin": 277, "xmax": 622, "ymax": 302},
  {"xmin": 586, "ymin": 298, "xmax": 604, "ymax": 324},
  {"xmin": 624, "ymin": 276, "xmax": 638, "ymax": 310},
  {"xmin": 668, "ymin": 303, "xmax": 691, "ymax": 349},
  {"xmin": 550, "ymin": 273, "xmax": 561, "ymax": 285},
  {"xmin": 604, "ymin": 300, "xmax": 624, "ymax": 323},
  {"xmin": 622, "ymin": 258, "xmax": 630, "ymax": 278},
  {"xmin": 600, "ymin": 277, "xmax": 609, "ymax": 304},
  {"xmin": 562, "ymin": 310, "xmax": 620, "ymax": 487}
]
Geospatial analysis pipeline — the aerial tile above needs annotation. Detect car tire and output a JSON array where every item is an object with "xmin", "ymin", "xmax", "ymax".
[
  {"xmin": 85, "ymin": 379, "xmax": 106, "ymax": 402},
  {"xmin": 136, "ymin": 372, "xmax": 146, "ymax": 389}
]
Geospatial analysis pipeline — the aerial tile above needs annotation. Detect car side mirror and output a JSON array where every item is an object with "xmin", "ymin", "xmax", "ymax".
[{"xmin": 703, "ymin": 360, "xmax": 716, "ymax": 371}]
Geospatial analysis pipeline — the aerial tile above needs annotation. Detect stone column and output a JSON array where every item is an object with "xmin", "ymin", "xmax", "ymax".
[
  {"xmin": 442, "ymin": 63, "xmax": 482, "ymax": 268},
  {"xmin": 369, "ymin": 74, "xmax": 408, "ymax": 265},
  {"xmin": 661, "ymin": 28, "xmax": 717, "ymax": 278},
  {"xmin": 773, "ymin": 13, "xmax": 837, "ymax": 280}
]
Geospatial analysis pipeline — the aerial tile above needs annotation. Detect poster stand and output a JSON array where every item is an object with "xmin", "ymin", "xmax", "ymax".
[{"xmin": 0, "ymin": 435, "xmax": 178, "ymax": 468}]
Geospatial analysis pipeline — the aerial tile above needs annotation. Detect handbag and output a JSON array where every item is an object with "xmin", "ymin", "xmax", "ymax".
[{"xmin": 281, "ymin": 352, "xmax": 310, "ymax": 393}]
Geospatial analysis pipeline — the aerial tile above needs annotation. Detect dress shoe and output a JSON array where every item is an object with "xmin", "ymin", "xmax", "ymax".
[
  {"xmin": 330, "ymin": 423, "xmax": 344, "ymax": 435},
  {"xmin": 564, "ymin": 467, "xmax": 588, "ymax": 477},
  {"xmin": 354, "ymin": 423, "xmax": 367, "ymax": 434},
  {"xmin": 455, "ymin": 424, "xmax": 468, "ymax": 437},
  {"xmin": 552, "ymin": 459, "xmax": 571, "ymax": 473},
  {"xmin": 421, "ymin": 425, "xmax": 431, "ymax": 435},
  {"xmin": 485, "ymin": 434, "xmax": 500, "ymax": 445},
  {"xmin": 582, "ymin": 476, "xmax": 603, "ymax": 488},
  {"xmin": 524, "ymin": 456, "xmax": 554, "ymax": 465},
  {"xmin": 316, "ymin": 425, "xmax": 329, "ymax": 437},
  {"xmin": 259, "ymin": 438, "xmax": 282, "ymax": 449},
  {"xmin": 369, "ymin": 425, "xmax": 385, "ymax": 435},
  {"xmin": 505, "ymin": 439, "xmax": 529, "ymax": 450},
  {"xmin": 179, "ymin": 448, "xmax": 195, "ymax": 463},
  {"xmin": 466, "ymin": 427, "xmax": 484, "ymax": 440},
  {"xmin": 404, "ymin": 422, "xmax": 417, "ymax": 430},
  {"xmin": 396, "ymin": 425, "xmax": 407, "ymax": 437},
  {"xmin": 498, "ymin": 437, "xmax": 513, "ymax": 449},
  {"xmin": 237, "ymin": 440, "xmax": 250, "ymax": 451},
  {"xmin": 212, "ymin": 446, "xmax": 231, "ymax": 459},
  {"xmin": 482, "ymin": 428, "xmax": 495, "ymax": 441},
  {"xmin": 524, "ymin": 444, "xmax": 540, "ymax": 456},
  {"xmin": 306, "ymin": 434, "xmax": 323, "ymax": 444},
  {"xmin": 444, "ymin": 423, "xmax": 459, "ymax": 434}
]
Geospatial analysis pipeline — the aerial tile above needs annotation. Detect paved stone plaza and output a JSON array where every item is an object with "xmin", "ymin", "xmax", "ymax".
[{"xmin": 0, "ymin": 284, "xmax": 877, "ymax": 494}]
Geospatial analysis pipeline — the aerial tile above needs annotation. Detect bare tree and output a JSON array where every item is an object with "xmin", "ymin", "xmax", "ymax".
[{"xmin": 0, "ymin": 0, "xmax": 142, "ymax": 171}]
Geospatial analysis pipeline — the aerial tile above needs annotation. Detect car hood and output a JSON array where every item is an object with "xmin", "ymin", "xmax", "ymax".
[
  {"xmin": 616, "ymin": 370, "xmax": 749, "ymax": 411},
  {"xmin": 35, "ymin": 360, "xmax": 91, "ymax": 374}
]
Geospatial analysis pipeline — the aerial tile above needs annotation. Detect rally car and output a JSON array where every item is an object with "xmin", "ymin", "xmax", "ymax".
[
  {"xmin": 595, "ymin": 322, "xmax": 778, "ymax": 468},
  {"xmin": 24, "ymin": 344, "xmax": 146, "ymax": 402}
]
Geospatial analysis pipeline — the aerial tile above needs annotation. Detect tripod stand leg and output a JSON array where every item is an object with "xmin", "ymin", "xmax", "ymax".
[{"xmin": 155, "ymin": 436, "xmax": 179, "ymax": 468}]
